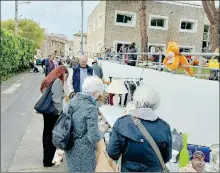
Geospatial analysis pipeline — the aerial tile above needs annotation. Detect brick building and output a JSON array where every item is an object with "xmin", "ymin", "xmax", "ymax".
[{"xmin": 87, "ymin": 1, "xmax": 211, "ymax": 55}]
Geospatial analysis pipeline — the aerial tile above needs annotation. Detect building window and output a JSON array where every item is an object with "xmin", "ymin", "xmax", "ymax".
[
  {"xmin": 93, "ymin": 19, "xmax": 96, "ymax": 31},
  {"xmin": 179, "ymin": 19, "xmax": 197, "ymax": 33},
  {"xmin": 113, "ymin": 41, "xmax": 131, "ymax": 53},
  {"xmin": 98, "ymin": 13, "xmax": 103, "ymax": 28},
  {"xmin": 148, "ymin": 44, "xmax": 166, "ymax": 53},
  {"xmin": 149, "ymin": 15, "xmax": 168, "ymax": 30},
  {"xmin": 202, "ymin": 25, "xmax": 211, "ymax": 52},
  {"xmin": 115, "ymin": 10, "xmax": 136, "ymax": 27},
  {"xmin": 179, "ymin": 46, "xmax": 194, "ymax": 53}
]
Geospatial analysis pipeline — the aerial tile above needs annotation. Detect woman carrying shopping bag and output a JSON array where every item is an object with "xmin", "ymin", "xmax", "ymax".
[
  {"xmin": 35, "ymin": 66, "xmax": 68, "ymax": 167},
  {"xmin": 65, "ymin": 76, "xmax": 104, "ymax": 172}
]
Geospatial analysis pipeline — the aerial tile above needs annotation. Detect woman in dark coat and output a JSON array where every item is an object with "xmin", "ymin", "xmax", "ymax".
[
  {"xmin": 40, "ymin": 66, "xmax": 69, "ymax": 167},
  {"xmin": 107, "ymin": 85, "xmax": 172, "ymax": 172}
]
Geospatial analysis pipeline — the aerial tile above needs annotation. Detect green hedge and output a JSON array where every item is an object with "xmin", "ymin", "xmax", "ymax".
[{"xmin": 0, "ymin": 29, "xmax": 37, "ymax": 81}]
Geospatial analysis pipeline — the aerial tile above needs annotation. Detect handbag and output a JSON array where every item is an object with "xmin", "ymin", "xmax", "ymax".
[
  {"xmin": 34, "ymin": 82, "xmax": 57, "ymax": 116},
  {"xmin": 52, "ymin": 106, "xmax": 75, "ymax": 150},
  {"xmin": 96, "ymin": 139, "xmax": 121, "ymax": 172},
  {"xmin": 131, "ymin": 117, "xmax": 170, "ymax": 172}
]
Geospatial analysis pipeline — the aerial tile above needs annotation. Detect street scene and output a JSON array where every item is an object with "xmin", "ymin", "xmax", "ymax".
[{"xmin": 1, "ymin": 1, "xmax": 220, "ymax": 172}]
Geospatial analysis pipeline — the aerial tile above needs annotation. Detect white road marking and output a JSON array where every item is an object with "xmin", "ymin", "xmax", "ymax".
[
  {"xmin": 2, "ymin": 83, "xmax": 22, "ymax": 94},
  {"xmin": 2, "ymin": 73, "xmax": 28, "ymax": 95}
]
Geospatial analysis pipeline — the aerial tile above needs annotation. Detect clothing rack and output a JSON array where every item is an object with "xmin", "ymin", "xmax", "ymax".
[{"xmin": 109, "ymin": 76, "xmax": 143, "ymax": 82}]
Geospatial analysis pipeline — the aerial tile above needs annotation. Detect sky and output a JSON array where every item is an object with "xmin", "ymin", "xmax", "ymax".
[
  {"xmin": 1, "ymin": 1, "xmax": 99, "ymax": 39},
  {"xmin": 1, "ymin": 1, "xmax": 219, "ymax": 40}
]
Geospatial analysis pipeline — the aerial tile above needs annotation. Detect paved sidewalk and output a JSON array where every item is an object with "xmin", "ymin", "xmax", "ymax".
[{"xmin": 8, "ymin": 111, "xmax": 67, "ymax": 172}]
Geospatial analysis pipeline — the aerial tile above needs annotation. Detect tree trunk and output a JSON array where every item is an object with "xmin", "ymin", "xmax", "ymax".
[
  {"xmin": 202, "ymin": 1, "xmax": 219, "ymax": 52},
  {"xmin": 139, "ymin": 0, "xmax": 148, "ymax": 61}
]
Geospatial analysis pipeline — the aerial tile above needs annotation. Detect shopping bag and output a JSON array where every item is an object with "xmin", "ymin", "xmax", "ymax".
[
  {"xmin": 96, "ymin": 139, "xmax": 121, "ymax": 172},
  {"xmin": 52, "ymin": 149, "xmax": 64, "ymax": 166}
]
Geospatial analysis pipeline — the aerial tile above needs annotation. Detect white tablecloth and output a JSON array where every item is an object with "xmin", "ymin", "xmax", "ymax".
[{"xmin": 99, "ymin": 105, "xmax": 124, "ymax": 127}]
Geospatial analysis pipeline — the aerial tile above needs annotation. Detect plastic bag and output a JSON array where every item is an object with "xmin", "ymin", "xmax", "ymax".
[
  {"xmin": 52, "ymin": 149, "xmax": 64, "ymax": 166},
  {"xmin": 172, "ymin": 129, "xmax": 183, "ymax": 161}
]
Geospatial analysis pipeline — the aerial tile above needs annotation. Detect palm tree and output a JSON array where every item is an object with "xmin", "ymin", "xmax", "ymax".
[
  {"xmin": 202, "ymin": 1, "xmax": 219, "ymax": 52},
  {"xmin": 139, "ymin": 0, "xmax": 148, "ymax": 61}
]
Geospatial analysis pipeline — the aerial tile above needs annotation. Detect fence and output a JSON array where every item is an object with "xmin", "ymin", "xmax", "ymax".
[{"xmin": 88, "ymin": 51, "xmax": 219, "ymax": 81}]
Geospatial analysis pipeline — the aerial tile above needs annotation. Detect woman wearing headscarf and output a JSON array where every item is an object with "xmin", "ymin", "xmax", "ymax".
[
  {"xmin": 107, "ymin": 85, "xmax": 172, "ymax": 172},
  {"xmin": 65, "ymin": 76, "xmax": 104, "ymax": 172},
  {"xmin": 40, "ymin": 66, "xmax": 69, "ymax": 167}
]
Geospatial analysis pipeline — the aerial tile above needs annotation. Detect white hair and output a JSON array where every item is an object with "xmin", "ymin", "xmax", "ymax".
[
  {"xmin": 132, "ymin": 85, "xmax": 160, "ymax": 110},
  {"xmin": 82, "ymin": 76, "xmax": 104, "ymax": 95}
]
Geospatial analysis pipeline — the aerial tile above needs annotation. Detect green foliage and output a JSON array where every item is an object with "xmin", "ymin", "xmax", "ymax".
[
  {"xmin": 1, "ymin": 19, "xmax": 45, "ymax": 48},
  {"xmin": 0, "ymin": 29, "xmax": 37, "ymax": 81}
]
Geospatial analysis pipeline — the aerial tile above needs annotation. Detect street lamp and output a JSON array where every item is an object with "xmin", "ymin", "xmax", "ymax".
[{"xmin": 15, "ymin": 0, "xmax": 31, "ymax": 35}]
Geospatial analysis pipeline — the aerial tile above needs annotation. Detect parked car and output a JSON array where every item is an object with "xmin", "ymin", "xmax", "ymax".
[{"xmin": 36, "ymin": 58, "xmax": 43, "ymax": 65}]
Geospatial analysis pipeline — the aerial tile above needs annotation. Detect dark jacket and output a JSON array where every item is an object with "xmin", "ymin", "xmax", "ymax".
[
  {"xmin": 127, "ymin": 46, "xmax": 137, "ymax": 66},
  {"xmin": 72, "ymin": 64, "xmax": 93, "ymax": 93},
  {"xmin": 92, "ymin": 64, "xmax": 103, "ymax": 79},
  {"xmin": 107, "ymin": 109, "xmax": 172, "ymax": 172},
  {"xmin": 45, "ymin": 58, "xmax": 55, "ymax": 76}
]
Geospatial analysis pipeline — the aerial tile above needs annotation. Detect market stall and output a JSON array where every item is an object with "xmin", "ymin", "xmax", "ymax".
[{"xmin": 97, "ymin": 76, "xmax": 219, "ymax": 172}]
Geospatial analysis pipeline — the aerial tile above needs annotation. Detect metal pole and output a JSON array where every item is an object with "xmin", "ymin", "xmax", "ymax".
[
  {"xmin": 80, "ymin": 0, "xmax": 84, "ymax": 55},
  {"xmin": 15, "ymin": 0, "xmax": 18, "ymax": 35}
]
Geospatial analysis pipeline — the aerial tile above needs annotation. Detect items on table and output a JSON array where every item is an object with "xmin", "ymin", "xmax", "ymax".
[
  {"xmin": 188, "ymin": 144, "xmax": 211, "ymax": 162},
  {"xmin": 191, "ymin": 151, "xmax": 205, "ymax": 172},
  {"xmin": 179, "ymin": 134, "xmax": 190, "ymax": 168}
]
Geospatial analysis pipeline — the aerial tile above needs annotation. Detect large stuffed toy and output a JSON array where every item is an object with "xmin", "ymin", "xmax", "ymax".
[{"xmin": 163, "ymin": 42, "xmax": 194, "ymax": 77}]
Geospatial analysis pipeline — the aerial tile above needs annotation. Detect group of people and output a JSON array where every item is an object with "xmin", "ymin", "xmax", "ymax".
[{"xmin": 37, "ymin": 54, "xmax": 172, "ymax": 172}]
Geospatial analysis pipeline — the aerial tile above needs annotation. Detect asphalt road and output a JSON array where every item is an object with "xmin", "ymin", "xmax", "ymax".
[{"xmin": 1, "ymin": 68, "xmax": 45, "ymax": 172}]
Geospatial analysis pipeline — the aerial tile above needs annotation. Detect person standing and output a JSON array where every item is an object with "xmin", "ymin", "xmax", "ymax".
[
  {"xmin": 65, "ymin": 76, "xmax": 104, "ymax": 172},
  {"xmin": 69, "ymin": 56, "xmax": 79, "ymax": 68},
  {"xmin": 45, "ymin": 55, "xmax": 55, "ymax": 76},
  {"xmin": 107, "ymin": 85, "xmax": 172, "ymax": 172},
  {"xmin": 72, "ymin": 55, "xmax": 94, "ymax": 93},
  {"xmin": 40, "ymin": 66, "xmax": 69, "ymax": 167},
  {"xmin": 127, "ymin": 42, "xmax": 137, "ymax": 66},
  {"xmin": 92, "ymin": 60, "xmax": 103, "ymax": 79}
]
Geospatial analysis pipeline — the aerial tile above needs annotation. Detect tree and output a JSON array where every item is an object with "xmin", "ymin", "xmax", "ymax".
[
  {"xmin": 1, "ymin": 19, "xmax": 45, "ymax": 48},
  {"xmin": 139, "ymin": 0, "xmax": 148, "ymax": 61},
  {"xmin": 202, "ymin": 1, "xmax": 219, "ymax": 52}
]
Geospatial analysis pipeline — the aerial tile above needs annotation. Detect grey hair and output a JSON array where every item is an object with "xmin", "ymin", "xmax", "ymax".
[
  {"xmin": 82, "ymin": 76, "xmax": 104, "ymax": 95},
  {"xmin": 132, "ymin": 85, "xmax": 160, "ymax": 110}
]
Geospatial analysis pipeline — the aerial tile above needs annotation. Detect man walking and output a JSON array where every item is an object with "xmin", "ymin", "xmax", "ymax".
[
  {"xmin": 92, "ymin": 60, "xmax": 103, "ymax": 79},
  {"xmin": 45, "ymin": 55, "xmax": 55, "ymax": 76},
  {"xmin": 72, "ymin": 55, "xmax": 94, "ymax": 92}
]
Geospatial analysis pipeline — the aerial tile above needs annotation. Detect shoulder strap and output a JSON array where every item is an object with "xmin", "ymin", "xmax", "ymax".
[{"xmin": 131, "ymin": 117, "xmax": 166, "ymax": 171}]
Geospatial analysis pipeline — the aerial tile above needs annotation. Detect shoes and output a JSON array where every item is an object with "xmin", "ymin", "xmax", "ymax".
[{"xmin": 43, "ymin": 163, "xmax": 55, "ymax": 167}]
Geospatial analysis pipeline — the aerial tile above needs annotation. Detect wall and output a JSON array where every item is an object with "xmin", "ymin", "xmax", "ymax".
[
  {"xmin": 87, "ymin": 1, "xmax": 106, "ymax": 55},
  {"xmin": 146, "ymin": 1, "xmax": 204, "ymax": 52},
  {"xmin": 99, "ymin": 60, "xmax": 219, "ymax": 146},
  {"xmin": 73, "ymin": 35, "xmax": 87, "ymax": 57},
  {"xmin": 105, "ymin": 1, "xmax": 141, "ymax": 51},
  {"xmin": 103, "ymin": 1, "xmax": 204, "ymax": 52}
]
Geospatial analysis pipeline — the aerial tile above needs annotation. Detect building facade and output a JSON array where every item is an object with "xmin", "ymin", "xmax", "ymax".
[
  {"xmin": 87, "ymin": 1, "xmax": 210, "ymax": 55},
  {"xmin": 37, "ymin": 33, "xmax": 69, "ymax": 57},
  {"xmin": 72, "ymin": 32, "xmax": 87, "ymax": 57}
]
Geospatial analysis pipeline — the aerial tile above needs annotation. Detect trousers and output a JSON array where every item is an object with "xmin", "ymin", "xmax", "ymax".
[{"xmin": 42, "ymin": 115, "xmax": 59, "ymax": 166}]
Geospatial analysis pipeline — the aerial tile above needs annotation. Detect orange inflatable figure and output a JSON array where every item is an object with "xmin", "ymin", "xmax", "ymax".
[{"xmin": 163, "ymin": 42, "xmax": 194, "ymax": 77}]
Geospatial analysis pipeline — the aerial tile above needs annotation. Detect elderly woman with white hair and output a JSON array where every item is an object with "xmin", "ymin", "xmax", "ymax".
[
  {"xmin": 107, "ymin": 85, "xmax": 172, "ymax": 172},
  {"xmin": 65, "ymin": 76, "xmax": 104, "ymax": 172}
]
